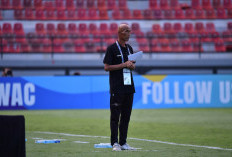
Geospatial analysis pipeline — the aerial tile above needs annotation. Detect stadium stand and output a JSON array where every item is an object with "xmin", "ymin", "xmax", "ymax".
[{"xmin": 0, "ymin": 0, "xmax": 232, "ymax": 75}]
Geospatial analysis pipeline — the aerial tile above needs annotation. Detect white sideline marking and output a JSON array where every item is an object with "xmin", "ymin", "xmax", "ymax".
[
  {"xmin": 35, "ymin": 131, "xmax": 232, "ymax": 151},
  {"xmin": 73, "ymin": 141, "xmax": 89, "ymax": 144}
]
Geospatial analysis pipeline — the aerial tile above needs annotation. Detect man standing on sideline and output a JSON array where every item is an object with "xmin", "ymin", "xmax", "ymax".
[{"xmin": 103, "ymin": 24, "xmax": 136, "ymax": 151}]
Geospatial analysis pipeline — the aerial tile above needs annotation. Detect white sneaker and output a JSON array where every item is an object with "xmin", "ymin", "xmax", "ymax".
[
  {"xmin": 112, "ymin": 143, "xmax": 121, "ymax": 151},
  {"xmin": 121, "ymin": 143, "xmax": 136, "ymax": 150}
]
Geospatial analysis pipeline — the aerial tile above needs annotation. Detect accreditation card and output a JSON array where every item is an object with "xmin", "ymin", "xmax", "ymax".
[{"xmin": 123, "ymin": 68, "xmax": 131, "ymax": 85}]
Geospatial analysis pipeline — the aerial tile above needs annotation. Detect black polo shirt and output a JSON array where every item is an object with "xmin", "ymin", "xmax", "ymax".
[{"xmin": 103, "ymin": 42, "xmax": 135, "ymax": 94}]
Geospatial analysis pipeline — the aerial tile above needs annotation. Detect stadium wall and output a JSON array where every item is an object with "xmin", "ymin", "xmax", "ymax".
[{"xmin": 0, "ymin": 75, "xmax": 232, "ymax": 110}]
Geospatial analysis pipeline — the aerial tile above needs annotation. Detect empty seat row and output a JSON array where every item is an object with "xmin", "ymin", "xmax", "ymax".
[
  {"xmin": 149, "ymin": 0, "xmax": 232, "ymax": 10},
  {"xmin": 0, "ymin": 0, "xmax": 125, "ymax": 10},
  {"xmin": 1, "ymin": 38, "xmax": 228, "ymax": 53},
  {"xmin": 13, "ymin": 8, "xmax": 232, "ymax": 20}
]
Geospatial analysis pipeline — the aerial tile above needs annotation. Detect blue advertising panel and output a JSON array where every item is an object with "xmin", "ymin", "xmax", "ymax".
[{"xmin": 0, "ymin": 75, "xmax": 232, "ymax": 110}]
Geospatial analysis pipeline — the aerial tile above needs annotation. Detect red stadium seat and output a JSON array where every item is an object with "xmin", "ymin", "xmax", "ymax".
[
  {"xmin": 67, "ymin": 10, "xmax": 77, "ymax": 20},
  {"xmin": 149, "ymin": 0, "xmax": 158, "ymax": 9},
  {"xmin": 118, "ymin": 0, "xmax": 128, "ymax": 10},
  {"xmin": 173, "ymin": 23, "xmax": 183, "ymax": 33},
  {"xmin": 99, "ymin": 9, "xmax": 109, "ymax": 20},
  {"xmin": 171, "ymin": 41, "xmax": 181, "ymax": 52},
  {"xmin": 223, "ymin": 0, "xmax": 232, "ymax": 9},
  {"xmin": 143, "ymin": 9, "xmax": 153, "ymax": 20},
  {"xmin": 152, "ymin": 24, "xmax": 163, "ymax": 34},
  {"xmin": 68, "ymin": 23, "xmax": 78, "ymax": 34},
  {"xmin": 132, "ymin": 10, "xmax": 143, "ymax": 20},
  {"xmin": 217, "ymin": 8, "xmax": 227, "ymax": 19},
  {"xmin": 35, "ymin": 23, "xmax": 46, "ymax": 37},
  {"xmin": 57, "ymin": 23, "xmax": 69, "ymax": 42},
  {"xmin": 213, "ymin": 0, "xmax": 222, "ymax": 8},
  {"xmin": 164, "ymin": 9, "xmax": 173, "ymax": 19},
  {"xmin": 25, "ymin": 8, "xmax": 34, "ymax": 20},
  {"xmin": 1, "ymin": 0, "xmax": 11, "ymax": 9},
  {"xmin": 87, "ymin": 0, "xmax": 95, "ymax": 9},
  {"xmin": 188, "ymin": 32, "xmax": 199, "ymax": 43},
  {"xmin": 199, "ymin": 32, "xmax": 211, "ymax": 42},
  {"xmin": 42, "ymin": 39, "xmax": 52, "ymax": 53},
  {"xmin": 107, "ymin": 0, "xmax": 116, "ymax": 10},
  {"xmin": 163, "ymin": 23, "xmax": 174, "ymax": 34},
  {"xmin": 214, "ymin": 39, "xmax": 226, "ymax": 52},
  {"xmin": 181, "ymin": 40, "xmax": 193, "ymax": 52},
  {"xmin": 78, "ymin": 24, "xmax": 90, "ymax": 42},
  {"xmin": 68, "ymin": 23, "xmax": 78, "ymax": 39},
  {"xmin": 20, "ymin": 42, "xmax": 31, "ymax": 53},
  {"xmin": 211, "ymin": 32, "xmax": 221, "ymax": 42},
  {"xmin": 76, "ymin": 0, "xmax": 84, "ymax": 8},
  {"xmin": 184, "ymin": 23, "xmax": 195, "ymax": 34},
  {"xmin": 85, "ymin": 41, "xmax": 96, "ymax": 52},
  {"xmin": 174, "ymin": 9, "xmax": 185, "ymax": 19},
  {"xmin": 228, "ymin": 9, "xmax": 232, "ymax": 18},
  {"xmin": 46, "ymin": 10, "xmax": 56, "ymax": 20},
  {"xmin": 89, "ymin": 23, "xmax": 98, "ymax": 35},
  {"xmin": 44, "ymin": 1, "xmax": 55, "ymax": 11},
  {"xmin": 205, "ymin": 9, "xmax": 216, "ymax": 19},
  {"xmin": 100, "ymin": 23, "xmax": 111, "ymax": 37},
  {"xmin": 160, "ymin": 40, "xmax": 171, "ymax": 52},
  {"xmin": 185, "ymin": 9, "xmax": 195, "ymax": 19},
  {"xmin": 34, "ymin": 0, "xmax": 43, "ymax": 10},
  {"xmin": 57, "ymin": 10, "xmax": 66, "ymax": 20},
  {"xmin": 46, "ymin": 23, "xmax": 56, "ymax": 37},
  {"xmin": 160, "ymin": 0, "xmax": 170, "ymax": 10},
  {"xmin": 139, "ymin": 41, "xmax": 150, "ymax": 53},
  {"xmin": 193, "ymin": 42, "xmax": 203, "ymax": 52},
  {"xmin": 12, "ymin": 0, "xmax": 23, "ymax": 10},
  {"xmin": 206, "ymin": 23, "xmax": 216, "ymax": 33},
  {"xmin": 228, "ymin": 22, "xmax": 232, "ymax": 31},
  {"xmin": 112, "ymin": 9, "xmax": 121, "ymax": 20},
  {"xmin": 222, "ymin": 31, "xmax": 232, "ymax": 42},
  {"xmin": 23, "ymin": 0, "xmax": 32, "ymax": 8},
  {"xmin": 135, "ymin": 32, "xmax": 148, "ymax": 43},
  {"xmin": 66, "ymin": 0, "xmax": 75, "ymax": 10},
  {"xmin": 121, "ymin": 9, "xmax": 132, "ymax": 19},
  {"xmin": 151, "ymin": 39, "xmax": 160, "ymax": 52},
  {"xmin": 2, "ymin": 23, "xmax": 13, "ymax": 41},
  {"xmin": 153, "ymin": 9, "xmax": 163, "ymax": 19},
  {"xmin": 170, "ymin": 0, "xmax": 180, "ymax": 9},
  {"xmin": 55, "ymin": 0, "xmax": 65, "ymax": 10},
  {"xmin": 202, "ymin": 0, "xmax": 212, "ymax": 9},
  {"xmin": 88, "ymin": 9, "xmax": 99, "ymax": 20},
  {"xmin": 14, "ymin": 23, "xmax": 26, "ymax": 43},
  {"xmin": 14, "ymin": 10, "xmax": 24, "ymax": 20},
  {"xmin": 53, "ymin": 39, "xmax": 65, "ymax": 53},
  {"xmin": 131, "ymin": 23, "xmax": 141, "ymax": 35},
  {"xmin": 77, "ymin": 9, "xmax": 87, "ymax": 20},
  {"xmin": 195, "ymin": 9, "xmax": 206, "ymax": 19},
  {"xmin": 74, "ymin": 42, "xmax": 86, "ymax": 53},
  {"xmin": 191, "ymin": 0, "xmax": 201, "ymax": 9},
  {"xmin": 109, "ymin": 23, "xmax": 118, "ymax": 37},
  {"xmin": 195, "ymin": 22, "xmax": 205, "ymax": 33},
  {"xmin": 35, "ymin": 9, "xmax": 45, "ymax": 20},
  {"xmin": 98, "ymin": 0, "xmax": 107, "ymax": 10}
]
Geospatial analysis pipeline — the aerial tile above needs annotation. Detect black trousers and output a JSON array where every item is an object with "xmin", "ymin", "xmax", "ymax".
[{"xmin": 110, "ymin": 93, "xmax": 134, "ymax": 146}]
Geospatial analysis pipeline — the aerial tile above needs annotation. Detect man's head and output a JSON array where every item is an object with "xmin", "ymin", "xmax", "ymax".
[{"xmin": 118, "ymin": 24, "xmax": 131, "ymax": 42}]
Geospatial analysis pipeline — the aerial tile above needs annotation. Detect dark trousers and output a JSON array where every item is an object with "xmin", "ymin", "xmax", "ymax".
[{"xmin": 110, "ymin": 93, "xmax": 134, "ymax": 146}]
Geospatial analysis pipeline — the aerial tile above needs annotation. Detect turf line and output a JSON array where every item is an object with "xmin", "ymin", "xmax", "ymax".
[{"xmin": 35, "ymin": 131, "xmax": 232, "ymax": 151}]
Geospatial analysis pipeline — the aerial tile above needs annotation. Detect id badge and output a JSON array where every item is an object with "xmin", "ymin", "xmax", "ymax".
[{"xmin": 123, "ymin": 68, "xmax": 131, "ymax": 85}]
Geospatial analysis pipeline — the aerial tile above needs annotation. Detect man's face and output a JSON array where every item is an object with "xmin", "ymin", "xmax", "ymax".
[{"xmin": 119, "ymin": 26, "xmax": 131, "ymax": 42}]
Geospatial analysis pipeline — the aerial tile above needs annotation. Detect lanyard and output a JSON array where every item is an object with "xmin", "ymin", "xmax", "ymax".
[{"xmin": 116, "ymin": 41, "xmax": 131, "ymax": 63}]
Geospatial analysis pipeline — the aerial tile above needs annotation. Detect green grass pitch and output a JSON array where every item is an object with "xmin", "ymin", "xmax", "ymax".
[{"xmin": 1, "ymin": 108, "xmax": 232, "ymax": 157}]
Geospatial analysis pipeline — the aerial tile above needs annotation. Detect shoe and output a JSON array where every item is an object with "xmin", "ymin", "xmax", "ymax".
[
  {"xmin": 112, "ymin": 143, "xmax": 121, "ymax": 151},
  {"xmin": 121, "ymin": 143, "xmax": 136, "ymax": 150}
]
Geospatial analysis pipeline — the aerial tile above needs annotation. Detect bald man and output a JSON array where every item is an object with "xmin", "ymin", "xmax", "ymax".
[{"xmin": 103, "ymin": 24, "xmax": 136, "ymax": 151}]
